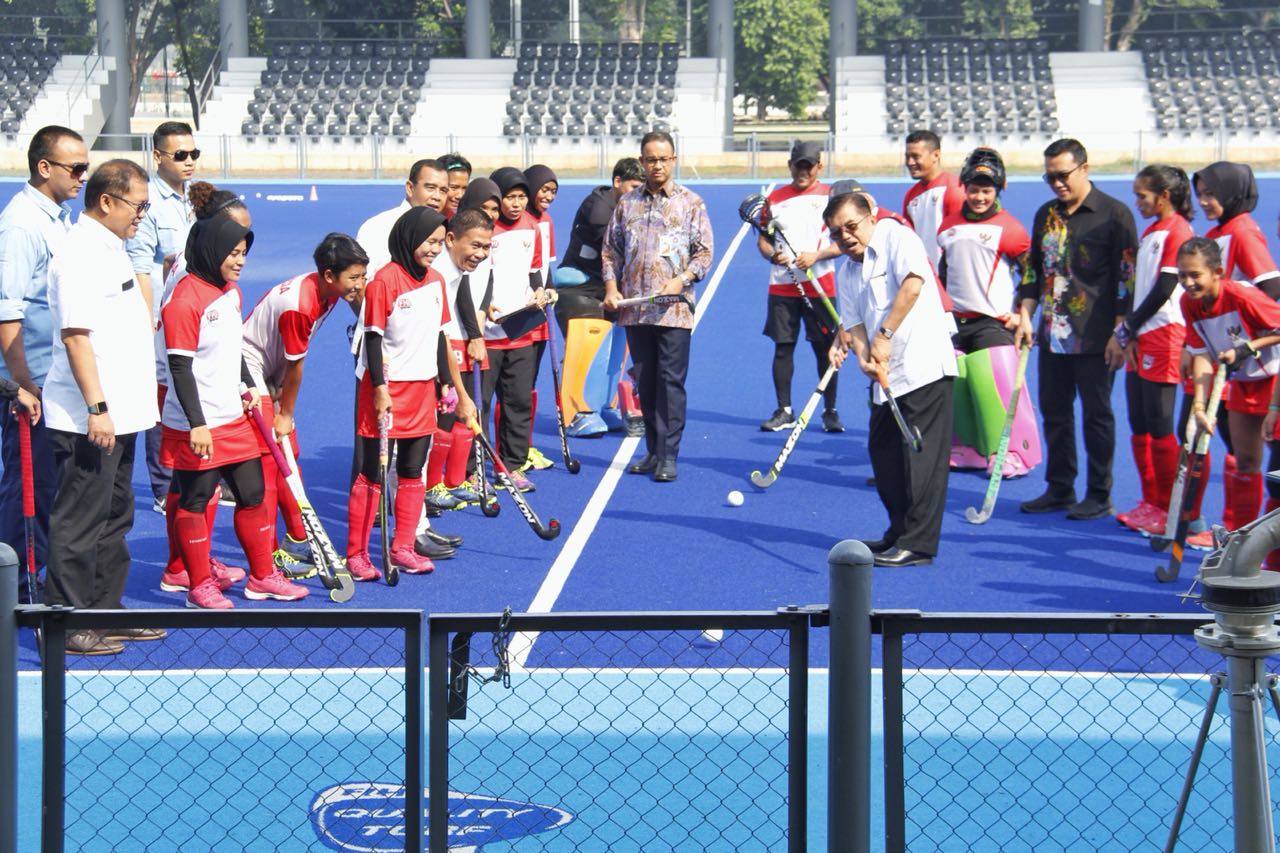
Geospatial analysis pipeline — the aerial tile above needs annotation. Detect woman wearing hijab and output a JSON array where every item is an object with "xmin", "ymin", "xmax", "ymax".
[
  {"xmin": 161, "ymin": 214, "xmax": 309, "ymax": 608},
  {"xmin": 346, "ymin": 206, "xmax": 475, "ymax": 582}
]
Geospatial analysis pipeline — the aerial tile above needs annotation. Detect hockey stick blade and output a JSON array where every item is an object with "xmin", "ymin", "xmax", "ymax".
[
  {"xmin": 543, "ymin": 303, "xmax": 581, "ymax": 474},
  {"xmin": 964, "ymin": 506, "xmax": 993, "ymax": 525},
  {"xmin": 468, "ymin": 419, "xmax": 561, "ymax": 540},
  {"xmin": 751, "ymin": 365, "xmax": 835, "ymax": 489},
  {"xmin": 750, "ymin": 469, "xmax": 777, "ymax": 489},
  {"xmin": 279, "ymin": 436, "xmax": 354, "ymax": 601}
]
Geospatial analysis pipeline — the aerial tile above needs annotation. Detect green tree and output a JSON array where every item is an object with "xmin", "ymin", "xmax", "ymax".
[
  {"xmin": 1106, "ymin": 0, "xmax": 1222, "ymax": 51},
  {"xmin": 736, "ymin": 0, "xmax": 827, "ymax": 119}
]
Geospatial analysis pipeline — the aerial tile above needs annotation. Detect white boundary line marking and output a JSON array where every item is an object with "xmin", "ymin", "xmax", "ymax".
[{"xmin": 510, "ymin": 191, "xmax": 772, "ymax": 669}]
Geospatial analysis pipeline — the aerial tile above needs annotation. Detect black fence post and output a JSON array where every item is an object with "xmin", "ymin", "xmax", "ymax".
[
  {"xmin": 427, "ymin": 619, "xmax": 448, "ymax": 853},
  {"xmin": 41, "ymin": 610, "xmax": 65, "ymax": 853},
  {"xmin": 0, "ymin": 544, "xmax": 15, "ymax": 851},
  {"xmin": 827, "ymin": 539, "xmax": 872, "ymax": 853},
  {"xmin": 786, "ymin": 609, "xmax": 808, "ymax": 853},
  {"xmin": 405, "ymin": 611, "xmax": 425, "ymax": 853}
]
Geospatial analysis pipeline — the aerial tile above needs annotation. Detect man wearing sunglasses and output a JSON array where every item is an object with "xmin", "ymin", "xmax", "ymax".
[
  {"xmin": 126, "ymin": 120, "xmax": 199, "ymax": 514},
  {"xmin": 1015, "ymin": 137, "xmax": 1138, "ymax": 521},
  {"xmin": 0, "ymin": 124, "xmax": 87, "ymax": 602}
]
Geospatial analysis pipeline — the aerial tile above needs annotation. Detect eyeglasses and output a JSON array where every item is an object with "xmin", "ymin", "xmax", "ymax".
[
  {"xmin": 832, "ymin": 215, "xmax": 872, "ymax": 238},
  {"xmin": 106, "ymin": 194, "xmax": 151, "ymax": 216},
  {"xmin": 158, "ymin": 148, "xmax": 201, "ymax": 163},
  {"xmin": 44, "ymin": 159, "xmax": 90, "ymax": 178},
  {"xmin": 1043, "ymin": 163, "xmax": 1084, "ymax": 185},
  {"xmin": 641, "ymin": 156, "xmax": 676, "ymax": 166}
]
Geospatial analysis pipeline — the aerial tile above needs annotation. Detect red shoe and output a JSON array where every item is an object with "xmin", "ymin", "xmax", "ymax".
[
  {"xmin": 186, "ymin": 577, "xmax": 234, "ymax": 609},
  {"xmin": 346, "ymin": 552, "xmax": 382, "ymax": 582},
  {"xmin": 1120, "ymin": 502, "xmax": 1159, "ymax": 532},
  {"xmin": 210, "ymin": 557, "xmax": 246, "ymax": 588},
  {"xmin": 390, "ymin": 545, "xmax": 435, "ymax": 575},
  {"xmin": 1136, "ymin": 505, "xmax": 1173, "ymax": 537},
  {"xmin": 1115, "ymin": 502, "xmax": 1143, "ymax": 527},
  {"xmin": 1186, "ymin": 529, "xmax": 1215, "ymax": 552},
  {"xmin": 244, "ymin": 570, "xmax": 310, "ymax": 601}
]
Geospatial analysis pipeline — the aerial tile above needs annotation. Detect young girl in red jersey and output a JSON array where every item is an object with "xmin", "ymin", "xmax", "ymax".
[
  {"xmin": 1181, "ymin": 237, "xmax": 1280, "ymax": 540},
  {"xmin": 346, "ymin": 207, "xmax": 475, "ymax": 581},
  {"xmin": 1115, "ymin": 165, "xmax": 1196, "ymax": 537},
  {"xmin": 162, "ymin": 215, "xmax": 309, "ymax": 608}
]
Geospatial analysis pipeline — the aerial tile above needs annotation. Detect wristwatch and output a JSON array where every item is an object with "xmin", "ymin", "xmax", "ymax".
[
  {"xmin": 87, "ymin": 401, "xmax": 108, "ymax": 415},
  {"xmin": 878, "ymin": 326, "xmax": 895, "ymax": 340}
]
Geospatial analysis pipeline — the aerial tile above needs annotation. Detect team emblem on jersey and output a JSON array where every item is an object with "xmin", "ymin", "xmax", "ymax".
[
  {"xmin": 398, "ymin": 297, "xmax": 412, "ymax": 310},
  {"xmin": 1227, "ymin": 323, "xmax": 1243, "ymax": 339},
  {"xmin": 979, "ymin": 232, "xmax": 993, "ymax": 245},
  {"xmin": 205, "ymin": 308, "xmax": 219, "ymax": 323},
  {"xmin": 1143, "ymin": 354, "xmax": 1155, "ymax": 371}
]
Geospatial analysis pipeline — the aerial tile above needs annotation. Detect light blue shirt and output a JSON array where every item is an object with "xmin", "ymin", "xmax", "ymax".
[
  {"xmin": 0, "ymin": 183, "xmax": 73, "ymax": 385},
  {"xmin": 125, "ymin": 177, "xmax": 192, "ymax": 318}
]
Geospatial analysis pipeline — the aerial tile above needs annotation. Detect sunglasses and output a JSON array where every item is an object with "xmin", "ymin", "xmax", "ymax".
[
  {"xmin": 1043, "ymin": 163, "xmax": 1084, "ymax": 185},
  {"xmin": 107, "ymin": 194, "xmax": 151, "ymax": 217},
  {"xmin": 158, "ymin": 148, "xmax": 201, "ymax": 163},
  {"xmin": 45, "ymin": 159, "xmax": 90, "ymax": 178}
]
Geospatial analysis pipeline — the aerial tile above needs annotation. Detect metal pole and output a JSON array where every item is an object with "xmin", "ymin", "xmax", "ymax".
[
  {"xmin": 0, "ymin": 544, "xmax": 16, "ymax": 853},
  {"xmin": 827, "ymin": 539, "xmax": 873, "ymax": 853},
  {"xmin": 1078, "ymin": 0, "xmax": 1105, "ymax": 52},
  {"xmin": 427, "ymin": 624, "xmax": 449, "ymax": 853},
  {"xmin": 465, "ymin": 0, "xmax": 491, "ymax": 60},
  {"xmin": 1228, "ymin": 655, "xmax": 1276, "ymax": 852},
  {"xmin": 41, "ymin": 612, "xmax": 66, "ymax": 853},
  {"xmin": 786, "ymin": 611, "xmax": 808, "ymax": 853}
]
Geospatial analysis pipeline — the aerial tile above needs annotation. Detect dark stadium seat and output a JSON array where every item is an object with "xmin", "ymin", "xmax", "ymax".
[
  {"xmin": 582, "ymin": 44, "xmax": 599, "ymax": 61},
  {"xmin": 503, "ymin": 120, "xmax": 521, "ymax": 137},
  {"xmin": 241, "ymin": 119, "xmax": 258, "ymax": 137}
]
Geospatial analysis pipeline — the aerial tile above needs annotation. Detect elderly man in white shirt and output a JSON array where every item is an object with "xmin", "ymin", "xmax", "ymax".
[
  {"xmin": 828, "ymin": 190, "xmax": 957, "ymax": 567},
  {"xmin": 44, "ymin": 159, "xmax": 159, "ymax": 656},
  {"xmin": 355, "ymin": 158, "xmax": 449, "ymax": 272}
]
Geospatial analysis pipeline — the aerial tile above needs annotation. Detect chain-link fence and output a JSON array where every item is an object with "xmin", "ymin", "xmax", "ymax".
[
  {"xmin": 23, "ymin": 607, "xmax": 423, "ymax": 853},
  {"xmin": 880, "ymin": 613, "xmax": 1278, "ymax": 853},
  {"xmin": 427, "ymin": 610, "xmax": 813, "ymax": 853}
]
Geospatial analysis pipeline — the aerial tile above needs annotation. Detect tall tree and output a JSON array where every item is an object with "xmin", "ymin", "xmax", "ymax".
[{"xmin": 736, "ymin": 0, "xmax": 826, "ymax": 119}]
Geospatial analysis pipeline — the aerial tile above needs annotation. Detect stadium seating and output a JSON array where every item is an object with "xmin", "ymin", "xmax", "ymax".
[
  {"xmin": 881, "ymin": 38, "xmax": 1060, "ymax": 138},
  {"xmin": 0, "ymin": 36, "xmax": 62, "ymax": 136},
  {"xmin": 241, "ymin": 40, "xmax": 432, "ymax": 138},
  {"xmin": 503, "ymin": 42, "xmax": 680, "ymax": 139},
  {"xmin": 1141, "ymin": 32, "xmax": 1279, "ymax": 133}
]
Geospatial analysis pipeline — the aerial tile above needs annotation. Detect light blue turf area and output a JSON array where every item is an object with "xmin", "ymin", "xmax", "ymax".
[{"xmin": 17, "ymin": 666, "xmax": 1280, "ymax": 851}]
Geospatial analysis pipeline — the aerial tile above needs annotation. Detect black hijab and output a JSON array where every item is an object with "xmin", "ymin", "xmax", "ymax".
[
  {"xmin": 388, "ymin": 206, "xmax": 447, "ymax": 281},
  {"xmin": 1193, "ymin": 161, "xmax": 1258, "ymax": 224},
  {"xmin": 184, "ymin": 215, "xmax": 253, "ymax": 287},
  {"xmin": 458, "ymin": 178, "xmax": 500, "ymax": 217},
  {"xmin": 524, "ymin": 164, "xmax": 557, "ymax": 213}
]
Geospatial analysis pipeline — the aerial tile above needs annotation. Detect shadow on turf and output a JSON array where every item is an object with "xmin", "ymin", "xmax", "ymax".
[{"xmin": 605, "ymin": 508, "xmax": 831, "ymax": 573}]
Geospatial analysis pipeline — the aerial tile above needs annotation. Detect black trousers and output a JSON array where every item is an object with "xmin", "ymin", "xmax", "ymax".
[
  {"xmin": 46, "ymin": 429, "xmax": 138, "ymax": 609},
  {"xmin": 480, "ymin": 343, "xmax": 537, "ymax": 470},
  {"xmin": 1038, "ymin": 351, "xmax": 1115, "ymax": 502},
  {"xmin": 868, "ymin": 376, "xmax": 953, "ymax": 556},
  {"xmin": 625, "ymin": 324, "xmax": 691, "ymax": 461},
  {"xmin": 0, "ymin": 410, "xmax": 57, "ymax": 574}
]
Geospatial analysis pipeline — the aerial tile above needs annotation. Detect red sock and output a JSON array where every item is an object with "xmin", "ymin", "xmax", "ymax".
[
  {"xmin": 1131, "ymin": 434, "xmax": 1154, "ymax": 507},
  {"xmin": 1224, "ymin": 470, "xmax": 1264, "ymax": 531},
  {"xmin": 1188, "ymin": 451, "xmax": 1212, "ymax": 522},
  {"xmin": 445, "ymin": 421, "xmax": 474, "ymax": 488},
  {"xmin": 259, "ymin": 450, "xmax": 281, "ymax": 550},
  {"xmin": 276, "ymin": 467, "xmax": 307, "ymax": 542},
  {"xmin": 174, "ymin": 509, "xmax": 212, "ymax": 588},
  {"xmin": 426, "ymin": 428, "xmax": 451, "ymax": 488},
  {"xmin": 164, "ymin": 491, "xmax": 182, "ymax": 575},
  {"xmin": 1150, "ymin": 434, "xmax": 1181, "ymax": 511},
  {"xmin": 233, "ymin": 501, "xmax": 276, "ymax": 580},
  {"xmin": 393, "ymin": 476, "xmax": 425, "ymax": 551},
  {"xmin": 346, "ymin": 473, "xmax": 381, "ymax": 559},
  {"xmin": 205, "ymin": 486, "xmax": 220, "ymax": 532}
]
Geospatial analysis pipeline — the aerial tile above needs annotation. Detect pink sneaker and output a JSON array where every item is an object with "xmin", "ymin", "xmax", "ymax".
[
  {"xmin": 950, "ymin": 445, "xmax": 988, "ymax": 471},
  {"xmin": 995, "ymin": 455, "xmax": 1031, "ymax": 480},
  {"xmin": 160, "ymin": 568, "xmax": 190, "ymax": 593},
  {"xmin": 1136, "ymin": 506, "xmax": 1173, "ymax": 537},
  {"xmin": 346, "ymin": 552, "xmax": 382, "ymax": 582},
  {"xmin": 187, "ymin": 577, "xmax": 234, "ymax": 609},
  {"xmin": 1118, "ymin": 501, "xmax": 1154, "ymax": 530},
  {"xmin": 1186, "ymin": 529, "xmax": 1215, "ymax": 551},
  {"xmin": 390, "ymin": 545, "xmax": 435, "ymax": 575},
  {"xmin": 210, "ymin": 557, "xmax": 246, "ymax": 588},
  {"xmin": 244, "ymin": 570, "xmax": 311, "ymax": 601}
]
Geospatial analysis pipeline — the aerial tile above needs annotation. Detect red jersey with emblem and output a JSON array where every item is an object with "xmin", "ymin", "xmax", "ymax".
[
  {"xmin": 242, "ymin": 271, "xmax": 339, "ymax": 389},
  {"xmin": 1182, "ymin": 278, "xmax": 1280, "ymax": 382},
  {"xmin": 1134, "ymin": 215, "xmax": 1193, "ymax": 336},
  {"xmin": 159, "ymin": 274, "xmax": 260, "ymax": 469},
  {"xmin": 485, "ymin": 212, "xmax": 545, "ymax": 349},
  {"xmin": 1206, "ymin": 213, "xmax": 1279, "ymax": 289},
  {"xmin": 761, "ymin": 181, "xmax": 835, "ymax": 298},
  {"xmin": 358, "ymin": 262, "xmax": 450, "ymax": 383},
  {"xmin": 902, "ymin": 172, "xmax": 966, "ymax": 268},
  {"xmin": 935, "ymin": 209, "xmax": 1030, "ymax": 318}
]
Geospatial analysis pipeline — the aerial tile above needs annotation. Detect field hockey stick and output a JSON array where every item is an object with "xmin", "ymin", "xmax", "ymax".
[
  {"xmin": 738, "ymin": 193, "xmax": 843, "ymax": 329},
  {"xmin": 875, "ymin": 367, "xmax": 923, "ymax": 453},
  {"xmin": 379, "ymin": 412, "xmax": 398, "ymax": 586},
  {"xmin": 750, "ymin": 363, "xmax": 837, "ymax": 489},
  {"xmin": 1152, "ymin": 365, "xmax": 1227, "ymax": 551},
  {"xmin": 541, "ymin": 296, "xmax": 581, "ymax": 474},
  {"xmin": 466, "ymin": 418, "xmax": 561, "ymax": 541},
  {"xmin": 1155, "ymin": 363, "xmax": 1226, "ymax": 583},
  {"xmin": 964, "ymin": 344, "xmax": 1031, "ymax": 524},
  {"xmin": 240, "ymin": 385, "xmax": 291, "ymax": 476},
  {"xmin": 614, "ymin": 291, "xmax": 694, "ymax": 311},
  {"xmin": 17, "ymin": 409, "xmax": 36, "ymax": 604},
  {"xmin": 279, "ymin": 434, "xmax": 355, "ymax": 603},
  {"xmin": 470, "ymin": 363, "xmax": 500, "ymax": 517}
]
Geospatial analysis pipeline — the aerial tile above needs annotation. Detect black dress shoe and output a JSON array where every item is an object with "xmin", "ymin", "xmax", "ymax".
[
  {"xmin": 1019, "ymin": 490, "xmax": 1077, "ymax": 514},
  {"xmin": 873, "ymin": 546, "xmax": 933, "ymax": 567},
  {"xmin": 1066, "ymin": 497, "xmax": 1114, "ymax": 520},
  {"xmin": 627, "ymin": 454, "xmax": 658, "ymax": 475},
  {"xmin": 653, "ymin": 459, "xmax": 678, "ymax": 482},
  {"xmin": 859, "ymin": 537, "xmax": 895, "ymax": 554},
  {"xmin": 414, "ymin": 534, "xmax": 457, "ymax": 560},
  {"xmin": 422, "ymin": 527, "xmax": 463, "ymax": 547}
]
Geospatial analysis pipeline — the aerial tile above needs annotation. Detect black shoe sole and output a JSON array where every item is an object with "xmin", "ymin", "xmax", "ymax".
[{"xmin": 1020, "ymin": 500, "xmax": 1075, "ymax": 514}]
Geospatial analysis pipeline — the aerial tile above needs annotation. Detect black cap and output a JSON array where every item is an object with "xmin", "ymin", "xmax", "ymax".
[
  {"xmin": 829, "ymin": 178, "xmax": 864, "ymax": 197},
  {"xmin": 789, "ymin": 140, "xmax": 822, "ymax": 166}
]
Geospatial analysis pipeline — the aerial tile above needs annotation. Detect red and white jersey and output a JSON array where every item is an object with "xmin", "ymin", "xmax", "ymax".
[
  {"xmin": 762, "ymin": 181, "xmax": 835, "ymax": 298},
  {"xmin": 484, "ymin": 212, "xmax": 543, "ymax": 347},
  {"xmin": 357, "ymin": 261, "xmax": 450, "ymax": 383},
  {"xmin": 161, "ymin": 274, "xmax": 247, "ymax": 430},
  {"xmin": 902, "ymin": 172, "xmax": 965, "ymax": 268},
  {"xmin": 432, "ymin": 250, "xmax": 486, "ymax": 342},
  {"xmin": 534, "ymin": 209, "xmax": 556, "ymax": 275},
  {"xmin": 242, "ymin": 271, "xmax": 339, "ymax": 389},
  {"xmin": 1205, "ymin": 213, "xmax": 1280, "ymax": 290},
  {"xmin": 1182, "ymin": 278, "xmax": 1280, "ymax": 382},
  {"xmin": 935, "ymin": 209, "xmax": 1030, "ymax": 318},
  {"xmin": 1133, "ymin": 215, "xmax": 1194, "ymax": 336}
]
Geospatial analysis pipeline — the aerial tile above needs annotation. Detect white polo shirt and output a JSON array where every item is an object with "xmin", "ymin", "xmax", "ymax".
[
  {"xmin": 355, "ymin": 198, "xmax": 411, "ymax": 274},
  {"xmin": 44, "ymin": 215, "xmax": 159, "ymax": 436},
  {"xmin": 837, "ymin": 218, "xmax": 957, "ymax": 403}
]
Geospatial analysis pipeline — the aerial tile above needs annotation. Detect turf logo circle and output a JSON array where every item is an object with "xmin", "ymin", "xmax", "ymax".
[{"xmin": 309, "ymin": 782, "xmax": 574, "ymax": 850}]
